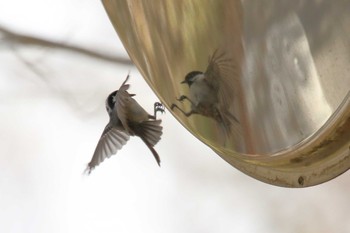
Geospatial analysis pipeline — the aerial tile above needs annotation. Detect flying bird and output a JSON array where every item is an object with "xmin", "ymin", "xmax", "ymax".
[
  {"xmin": 86, "ymin": 74, "xmax": 165, "ymax": 174},
  {"xmin": 171, "ymin": 49, "xmax": 239, "ymax": 138}
]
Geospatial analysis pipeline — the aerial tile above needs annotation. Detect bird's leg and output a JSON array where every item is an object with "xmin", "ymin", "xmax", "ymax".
[
  {"xmin": 177, "ymin": 95, "xmax": 196, "ymax": 106},
  {"xmin": 170, "ymin": 104, "xmax": 196, "ymax": 117},
  {"xmin": 153, "ymin": 102, "xmax": 165, "ymax": 118}
]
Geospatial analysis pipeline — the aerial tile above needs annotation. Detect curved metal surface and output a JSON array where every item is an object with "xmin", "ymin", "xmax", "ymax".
[{"xmin": 102, "ymin": 0, "xmax": 350, "ymax": 187}]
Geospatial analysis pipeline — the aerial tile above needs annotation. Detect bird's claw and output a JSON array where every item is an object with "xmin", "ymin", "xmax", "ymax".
[
  {"xmin": 154, "ymin": 102, "xmax": 165, "ymax": 115},
  {"xmin": 177, "ymin": 95, "xmax": 186, "ymax": 102}
]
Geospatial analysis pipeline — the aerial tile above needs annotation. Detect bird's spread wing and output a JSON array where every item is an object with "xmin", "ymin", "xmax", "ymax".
[
  {"xmin": 204, "ymin": 49, "xmax": 240, "ymax": 123},
  {"xmin": 115, "ymin": 76, "xmax": 133, "ymax": 133},
  {"xmin": 205, "ymin": 49, "xmax": 238, "ymax": 105},
  {"xmin": 86, "ymin": 124, "xmax": 130, "ymax": 174},
  {"xmin": 204, "ymin": 49, "xmax": 223, "ymax": 92}
]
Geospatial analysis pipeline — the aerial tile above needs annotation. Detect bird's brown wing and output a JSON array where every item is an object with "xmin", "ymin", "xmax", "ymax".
[
  {"xmin": 205, "ymin": 49, "xmax": 238, "ymax": 108},
  {"xmin": 204, "ymin": 49, "xmax": 222, "ymax": 92},
  {"xmin": 205, "ymin": 49, "xmax": 240, "ymax": 126},
  {"xmin": 115, "ymin": 76, "xmax": 133, "ymax": 133},
  {"xmin": 86, "ymin": 123, "xmax": 130, "ymax": 174}
]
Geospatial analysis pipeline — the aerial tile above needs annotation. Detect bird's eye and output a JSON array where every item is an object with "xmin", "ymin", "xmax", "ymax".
[{"xmin": 106, "ymin": 93, "xmax": 116, "ymax": 108}]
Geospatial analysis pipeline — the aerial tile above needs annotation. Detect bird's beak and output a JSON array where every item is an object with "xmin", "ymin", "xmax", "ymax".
[{"xmin": 181, "ymin": 80, "xmax": 187, "ymax": 84}]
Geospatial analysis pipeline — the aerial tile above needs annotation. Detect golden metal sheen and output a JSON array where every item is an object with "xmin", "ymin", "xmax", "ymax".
[{"xmin": 102, "ymin": 0, "xmax": 350, "ymax": 187}]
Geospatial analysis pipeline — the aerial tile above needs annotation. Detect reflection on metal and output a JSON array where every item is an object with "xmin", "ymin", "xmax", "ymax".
[
  {"xmin": 102, "ymin": 0, "xmax": 350, "ymax": 187},
  {"xmin": 170, "ymin": 49, "xmax": 241, "ymax": 146}
]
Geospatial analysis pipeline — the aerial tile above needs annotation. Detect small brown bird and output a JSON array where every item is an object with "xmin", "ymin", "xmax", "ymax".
[
  {"xmin": 171, "ymin": 50, "xmax": 239, "ymax": 137},
  {"xmin": 86, "ymin": 75, "xmax": 164, "ymax": 174}
]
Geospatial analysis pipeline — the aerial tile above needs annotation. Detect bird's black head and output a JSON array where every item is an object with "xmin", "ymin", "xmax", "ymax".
[
  {"xmin": 182, "ymin": 71, "xmax": 203, "ymax": 86},
  {"xmin": 106, "ymin": 90, "xmax": 118, "ymax": 112}
]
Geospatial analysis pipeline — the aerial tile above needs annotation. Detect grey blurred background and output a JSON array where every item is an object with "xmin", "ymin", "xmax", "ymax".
[{"xmin": 1, "ymin": 0, "xmax": 350, "ymax": 233}]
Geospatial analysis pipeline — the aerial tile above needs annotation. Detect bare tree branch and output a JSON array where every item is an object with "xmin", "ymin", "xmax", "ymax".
[{"xmin": 0, "ymin": 24, "xmax": 133, "ymax": 66}]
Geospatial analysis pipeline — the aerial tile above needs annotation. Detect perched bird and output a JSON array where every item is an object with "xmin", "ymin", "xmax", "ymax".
[
  {"xmin": 86, "ymin": 74, "xmax": 165, "ymax": 174},
  {"xmin": 171, "ymin": 49, "xmax": 239, "ymax": 137}
]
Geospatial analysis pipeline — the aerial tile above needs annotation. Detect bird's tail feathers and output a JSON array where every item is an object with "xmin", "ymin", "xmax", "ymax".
[
  {"xmin": 139, "ymin": 135, "xmax": 161, "ymax": 167},
  {"xmin": 132, "ymin": 119, "xmax": 162, "ymax": 166},
  {"xmin": 136, "ymin": 120, "xmax": 163, "ymax": 146},
  {"xmin": 215, "ymin": 108, "xmax": 243, "ymax": 143}
]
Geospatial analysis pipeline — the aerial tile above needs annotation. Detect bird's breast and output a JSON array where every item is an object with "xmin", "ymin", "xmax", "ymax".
[
  {"xmin": 190, "ymin": 80, "xmax": 217, "ymax": 107},
  {"xmin": 126, "ymin": 99, "xmax": 150, "ymax": 122}
]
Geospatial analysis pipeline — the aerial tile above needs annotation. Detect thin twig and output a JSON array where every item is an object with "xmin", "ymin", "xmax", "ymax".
[{"xmin": 0, "ymin": 25, "xmax": 133, "ymax": 66}]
